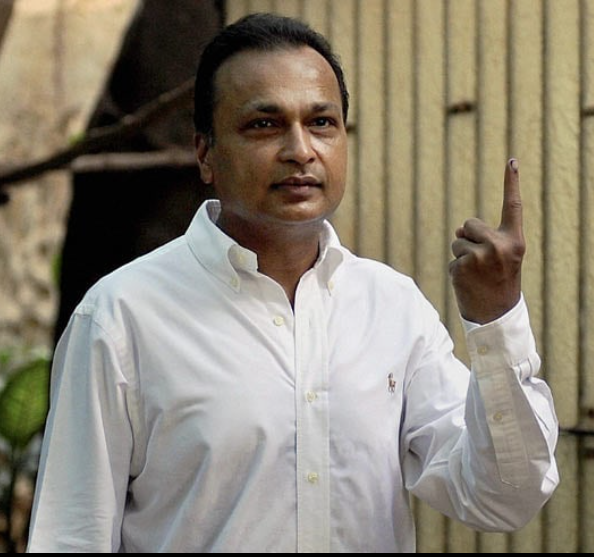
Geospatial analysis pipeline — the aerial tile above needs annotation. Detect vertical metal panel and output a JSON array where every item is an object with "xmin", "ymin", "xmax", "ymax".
[
  {"xmin": 509, "ymin": 0, "xmax": 545, "ymax": 357},
  {"xmin": 355, "ymin": 0, "xmax": 386, "ymax": 260},
  {"xmin": 475, "ymin": 6, "xmax": 510, "ymax": 553},
  {"xmin": 248, "ymin": 0, "xmax": 275, "ymax": 13},
  {"xmin": 414, "ymin": 501, "xmax": 447, "ymax": 554},
  {"xmin": 328, "ymin": 0, "xmax": 358, "ymax": 251},
  {"xmin": 546, "ymin": 435, "xmax": 580, "ymax": 552},
  {"xmin": 411, "ymin": 2, "xmax": 448, "ymax": 547},
  {"xmin": 477, "ymin": 531, "xmax": 508, "ymax": 554},
  {"xmin": 581, "ymin": 0, "xmax": 594, "ymax": 448},
  {"xmin": 581, "ymin": 1, "xmax": 594, "ymax": 552},
  {"xmin": 332, "ymin": 130, "xmax": 359, "ymax": 253},
  {"xmin": 509, "ymin": 23, "xmax": 544, "ymax": 328},
  {"xmin": 582, "ymin": 437, "xmax": 594, "ymax": 552},
  {"xmin": 225, "ymin": 0, "xmax": 248, "ymax": 22},
  {"xmin": 543, "ymin": 0, "xmax": 581, "ymax": 428},
  {"xmin": 445, "ymin": 0, "xmax": 477, "ymax": 367},
  {"xmin": 386, "ymin": 0, "xmax": 415, "ymax": 276},
  {"xmin": 273, "ymin": 0, "xmax": 301, "ymax": 18},
  {"xmin": 302, "ymin": 0, "xmax": 330, "ymax": 34},
  {"xmin": 580, "ymin": 0, "xmax": 594, "ymax": 452},
  {"xmin": 445, "ymin": 0, "xmax": 478, "ymax": 546},
  {"xmin": 477, "ymin": 0, "xmax": 509, "ymax": 227},
  {"xmin": 414, "ymin": 0, "xmax": 447, "ymax": 314},
  {"xmin": 542, "ymin": 0, "xmax": 581, "ymax": 553},
  {"xmin": 507, "ymin": 2, "xmax": 545, "ymax": 550},
  {"xmin": 223, "ymin": 0, "xmax": 590, "ymax": 552}
]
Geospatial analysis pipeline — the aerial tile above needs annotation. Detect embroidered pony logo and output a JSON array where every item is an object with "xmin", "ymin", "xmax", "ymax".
[{"xmin": 388, "ymin": 373, "xmax": 396, "ymax": 394}]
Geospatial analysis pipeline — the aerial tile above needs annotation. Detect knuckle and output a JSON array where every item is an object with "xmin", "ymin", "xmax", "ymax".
[
  {"xmin": 507, "ymin": 198, "xmax": 523, "ymax": 213},
  {"xmin": 490, "ymin": 235, "xmax": 524, "ymax": 261},
  {"xmin": 511, "ymin": 237, "xmax": 526, "ymax": 259},
  {"xmin": 490, "ymin": 238, "xmax": 506, "ymax": 259},
  {"xmin": 463, "ymin": 217, "xmax": 482, "ymax": 232}
]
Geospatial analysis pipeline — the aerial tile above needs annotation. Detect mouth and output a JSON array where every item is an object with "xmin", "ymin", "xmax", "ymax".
[{"xmin": 272, "ymin": 175, "xmax": 322, "ymax": 190}]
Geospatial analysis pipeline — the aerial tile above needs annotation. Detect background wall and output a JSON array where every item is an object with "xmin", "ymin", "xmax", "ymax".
[
  {"xmin": 0, "ymin": 0, "xmax": 140, "ymax": 347},
  {"xmin": 228, "ymin": 0, "xmax": 592, "ymax": 552}
]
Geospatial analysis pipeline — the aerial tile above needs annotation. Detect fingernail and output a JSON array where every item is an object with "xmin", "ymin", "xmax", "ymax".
[{"xmin": 510, "ymin": 158, "xmax": 519, "ymax": 172}]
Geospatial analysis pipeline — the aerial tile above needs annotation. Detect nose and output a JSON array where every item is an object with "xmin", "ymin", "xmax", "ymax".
[{"xmin": 280, "ymin": 124, "xmax": 315, "ymax": 165}]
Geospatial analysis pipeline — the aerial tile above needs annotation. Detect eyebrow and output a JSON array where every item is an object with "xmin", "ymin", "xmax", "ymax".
[{"xmin": 242, "ymin": 101, "xmax": 341, "ymax": 115}]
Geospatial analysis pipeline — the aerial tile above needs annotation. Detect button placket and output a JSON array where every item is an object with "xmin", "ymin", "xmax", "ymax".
[
  {"xmin": 307, "ymin": 472, "xmax": 319, "ymax": 484},
  {"xmin": 294, "ymin": 276, "xmax": 330, "ymax": 552},
  {"xmin": 273, "ymin": 315, "xmax": 285, "ymax": 327},
  {"xmin": 492, "ymin": 411, "xmax": 504, "ymax": 423},
  {"xmin": 477, "ymin": 345, "xmax": 489, "ymax": 356}
]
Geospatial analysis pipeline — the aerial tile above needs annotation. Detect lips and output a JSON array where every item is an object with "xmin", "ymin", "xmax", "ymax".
[{"xmin": 273, "ymin": 175, "xmax": 321, "ymax": 189}]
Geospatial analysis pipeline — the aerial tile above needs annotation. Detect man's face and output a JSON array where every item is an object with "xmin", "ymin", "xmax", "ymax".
[{"xmin": 196, "ymin": 46, "xmax": 348, "ymax": 232}]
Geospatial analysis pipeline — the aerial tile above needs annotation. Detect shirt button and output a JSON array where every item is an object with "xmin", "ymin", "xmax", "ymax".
[
  {"xmin": 307, "ymin": 472, "xmax": 319, "ymax": 484},
  {"xmin": 306, "ymin": 391, "xmax": 318, "ymax": 403},
  {"xmin": 273, "ymin": 315, "xmax": 285, "ymax": 326},
  {"xmin": 477, "ymin": 345, "xmax": 489, "ymax": 356},
  {"xmin": 327, "ymin": 280, "xmax": 335, "ymax": 292},
  {"xmin": 493, "ymin": 411, "xmax": 504, "ymax": 422},
  {"xmin": 230, "ymin": 277, "xmax": 239, "ymax": 288}
]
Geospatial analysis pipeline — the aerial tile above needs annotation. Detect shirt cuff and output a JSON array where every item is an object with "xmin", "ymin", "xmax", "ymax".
[
  {"xmin": 463, "ymin": 294, "xmax": 540, "ymax": 379},
  {"xmin": 460, "ymin": 295, "xmax": 524, "ymax": 333}
]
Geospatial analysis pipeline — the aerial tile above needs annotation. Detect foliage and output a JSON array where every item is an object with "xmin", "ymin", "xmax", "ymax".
[{"xmin": 0, "ymin": 348, "xmax": 50, "ymax": 553}]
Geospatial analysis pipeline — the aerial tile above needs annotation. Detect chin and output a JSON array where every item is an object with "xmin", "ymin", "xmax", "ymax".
[
  {"xmin": 280, "ymin": 199, "xmax": 339, "ymax": 221},
  {"xmin": 273, "ymin": 208, "xmax": 331, "ymax": 226}
]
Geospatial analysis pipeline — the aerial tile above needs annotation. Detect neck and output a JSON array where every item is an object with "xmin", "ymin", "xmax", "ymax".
[{"xmin": 217, "ymin": 215, "xmax": 323, "ymax": 307}]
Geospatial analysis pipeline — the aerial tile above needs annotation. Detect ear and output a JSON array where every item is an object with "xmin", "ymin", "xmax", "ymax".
[{"xmin": 195, "ymin": 133, "xmax": 214, "ymax": 184}]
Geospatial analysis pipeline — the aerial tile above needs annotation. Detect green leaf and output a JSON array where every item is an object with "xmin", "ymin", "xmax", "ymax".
[
  {"xmin": 0, "ymin": 358, "xmax": 49, "ymax": 449},
  {"xmin": 68, "ymin": 131, "xmax": 86, "ymax": 146},
  {"xmin": 0, "ymin": 348, "xmax": 13, "ymax": 372}
]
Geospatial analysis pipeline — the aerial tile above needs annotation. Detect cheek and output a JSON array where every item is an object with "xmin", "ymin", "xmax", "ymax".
[
  {"xmin": 211, "ymin": 147, "xmax": 269, "ymax": 198},
  {"xmin": 214, "ymin": 141, "xmax": 269, "ymax": 175},
  {"xmin": 211, "ymin": 147, "xmax": 242, "ymax": 183},
  {"xmin": 324, "ymin": 143, "xmax": 348, "ymax": 185}
]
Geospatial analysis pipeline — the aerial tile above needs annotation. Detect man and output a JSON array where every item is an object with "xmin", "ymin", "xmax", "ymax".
[{"xmin": 27, "ymin": 13, "xmax": 558, "ymax": 553}]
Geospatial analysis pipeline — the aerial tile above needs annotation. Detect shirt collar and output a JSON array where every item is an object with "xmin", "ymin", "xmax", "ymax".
[{"xmin": 185, "ymin": 200, "xmax": 347, "ymax": 291}]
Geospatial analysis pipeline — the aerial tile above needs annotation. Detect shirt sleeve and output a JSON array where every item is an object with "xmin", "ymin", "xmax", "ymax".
[
  {"xmin": 401, "ymin": 295, "xmax": 559, "ymax": 532},
  {"xmin": 27, "ymin": 307, "xmax": 135, "ymax": 552}
]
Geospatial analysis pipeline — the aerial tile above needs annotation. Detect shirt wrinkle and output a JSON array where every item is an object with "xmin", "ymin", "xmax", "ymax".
[{"xmin": 27, "ymin": 199, "xmax": 559, "ymax": 553}]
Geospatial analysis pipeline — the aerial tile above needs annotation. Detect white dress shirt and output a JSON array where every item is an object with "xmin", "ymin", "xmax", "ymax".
[{"xmin": 27, "ymin": 200, "xmax": 559, "ymax": 553}]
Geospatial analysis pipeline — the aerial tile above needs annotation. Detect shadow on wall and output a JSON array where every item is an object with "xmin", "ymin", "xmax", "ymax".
[{"xmin": 54, "ymin": 0, "xmax": 223, "ymax": 342}]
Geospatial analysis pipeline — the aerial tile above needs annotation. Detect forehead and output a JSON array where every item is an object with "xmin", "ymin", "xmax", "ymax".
[{"xmin": 213, "ymin": 46, "xmax": 342, "ymax": 112}]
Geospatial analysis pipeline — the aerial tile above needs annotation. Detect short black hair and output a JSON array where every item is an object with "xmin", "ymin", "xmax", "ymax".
[{"xmin": 193, "ymin": 12, "xmax": 349, "ymax": 140}]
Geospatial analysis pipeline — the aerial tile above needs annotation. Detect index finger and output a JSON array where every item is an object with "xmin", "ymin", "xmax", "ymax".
[{"xmin": 499, "ymin": 158, "xmax": 523, "ymax": 233}]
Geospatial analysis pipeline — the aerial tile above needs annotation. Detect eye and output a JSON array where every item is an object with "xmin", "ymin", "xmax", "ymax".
[
  {"xmin": 310, "ymin": 116, "xmax": 335, "ymax": 128},
  {"xmin": 248, "ymin": 118, "xmax": 276, "ymax": 129}
]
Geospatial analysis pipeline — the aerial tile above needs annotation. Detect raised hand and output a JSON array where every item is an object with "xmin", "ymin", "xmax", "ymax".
[{"xmin": 449, "ymin": 158, "xmax": 525, "ymax": 324}]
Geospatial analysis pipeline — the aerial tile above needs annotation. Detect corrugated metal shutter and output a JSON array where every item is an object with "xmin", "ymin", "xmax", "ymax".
[{"xmin": 225, "ymin": 0, "xmax": 593, "ymax": 551}]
